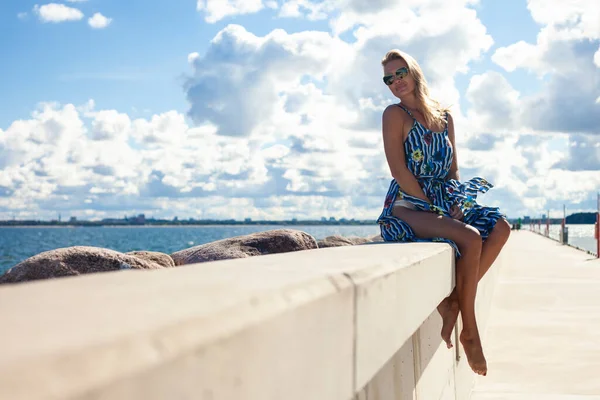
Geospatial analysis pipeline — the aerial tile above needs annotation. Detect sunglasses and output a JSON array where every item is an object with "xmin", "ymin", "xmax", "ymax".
[{"xmin": 383, "ymin": 67, "xmax": 409, "ymax": 85}]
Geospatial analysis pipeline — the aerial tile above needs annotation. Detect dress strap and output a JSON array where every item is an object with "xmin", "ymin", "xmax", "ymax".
[{"xmin": 397, "ymin": 103, "xmax": 415, "ymax": 119}]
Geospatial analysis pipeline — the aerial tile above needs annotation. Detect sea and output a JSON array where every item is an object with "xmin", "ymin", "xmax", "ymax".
[
  {"xmin": 1, "ymin": 223, "xmax": 596, "ymax": 275},
  {"xmin": 528, "ymin": 224, "xmax": 597, "ymax": 256},
  {"xmin": 0, "ymin": 225, "xmax": 381, "ymax": 275}
]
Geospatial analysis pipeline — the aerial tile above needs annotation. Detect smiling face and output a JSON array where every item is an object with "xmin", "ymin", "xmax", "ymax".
[{"xmin": 383, "ymin": 58, "xmax": 415, "ymax": 99}]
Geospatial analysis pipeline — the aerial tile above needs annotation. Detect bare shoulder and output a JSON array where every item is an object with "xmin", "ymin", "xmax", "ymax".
[
  {"xmin": 383, "ymin": 104, "xmax": 404, "ymax": 119},
  {"xmin": 382, "ymin": 104, "xmax": 409, "ymax": 129}
]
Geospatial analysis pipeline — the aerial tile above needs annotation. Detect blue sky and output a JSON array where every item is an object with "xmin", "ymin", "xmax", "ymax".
[{"xmin": 0, "ymin": 0, "xmax": 598, "ymax": 221}]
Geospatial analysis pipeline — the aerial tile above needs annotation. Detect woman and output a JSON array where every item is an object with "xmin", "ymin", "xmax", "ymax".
[{"xmin": 376, "ymin": 49, "xmax": 511, "ymax": 376}]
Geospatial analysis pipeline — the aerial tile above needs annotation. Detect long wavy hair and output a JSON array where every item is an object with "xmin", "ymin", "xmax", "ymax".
[{"xmin": 381, "ymin": 49, "xmax": 450, "ymax": 129}]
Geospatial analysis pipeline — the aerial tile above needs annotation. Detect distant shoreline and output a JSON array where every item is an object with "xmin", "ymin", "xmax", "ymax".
[
  {"xmin": 0, "ymin": 222, "xmax": 378, "ymax": 228},
  {"xmin": 0, "ymin": 222, "xmax": 596, "ymax": 229}
]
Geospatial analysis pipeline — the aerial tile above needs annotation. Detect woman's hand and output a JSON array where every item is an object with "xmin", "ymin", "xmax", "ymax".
[{"xmin": 449, "ymin": 204, "xmax": 464, "ymax": 221}]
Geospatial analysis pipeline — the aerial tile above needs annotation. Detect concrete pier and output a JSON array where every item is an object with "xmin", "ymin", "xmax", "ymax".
[
  {"xmin": 1, "ymin": 230, "xmax": 598, "ymax": 399},
  {"xmin": 472, "ymin": 231, "xmax": 600, "ymax": 399}
]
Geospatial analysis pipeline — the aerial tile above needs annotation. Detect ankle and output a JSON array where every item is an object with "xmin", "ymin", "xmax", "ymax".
[{"xmin": 460, "ymin": 328, "xmax": 480, "ymax": 342}]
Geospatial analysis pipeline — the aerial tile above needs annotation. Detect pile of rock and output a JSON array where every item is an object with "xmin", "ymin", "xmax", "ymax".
[{"xmin": 0, "ymin": 229, "xmax": 384, "ymax": 285}]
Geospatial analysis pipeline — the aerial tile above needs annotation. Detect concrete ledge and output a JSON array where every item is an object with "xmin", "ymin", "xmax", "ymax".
[{"xmin": 0, "ymin": 242, "xmax": 499, "ymax": 400}]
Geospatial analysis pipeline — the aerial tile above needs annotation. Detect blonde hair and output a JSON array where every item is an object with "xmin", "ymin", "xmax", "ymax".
[{"xmin": 381, "ymin": 49, "xmax": 450, "ymax": 129}]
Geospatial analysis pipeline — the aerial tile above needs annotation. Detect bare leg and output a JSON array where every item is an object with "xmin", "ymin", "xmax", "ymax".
[
  {"xmin": 440, "ymin": 218, "xmax": 511, "ymax": 347},
  {"xmin": 392, "ymin": 207, "xmax": 487, "ymax": 375}
]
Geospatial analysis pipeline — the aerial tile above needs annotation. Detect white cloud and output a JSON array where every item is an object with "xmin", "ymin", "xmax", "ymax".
[
  {"xmin": 491, "ymin": 40, "xmax": 542, "ymax": 73},
  {"xmin": 526, "ymin": 0, "xmax": 599, "ymax": 39},
  {"xmin": 185, "ymin": 24, "xmax": 352, "ymax": 137},
  {"xmin": 197, "ymin": 0, "xmax": 265, "ymax": 23},
  {"xmin": 88, "ymin": 12, "xmax": 112, "ymax": 29},
  {"xmin": 187, "ymin": 52, "xmax": 200, "ymax": 64},
  {"xmin": 465, "ymin": 72, "xmax": 520, "ymax": 131},
  {"xmin": 66, "ymin": 0, "xmax": 89, "ymax": 2},
  {"xmin": 279, "ymin": 0, "xmax": 335, "ymax": 20},
  {"xmin": 489, "ymin": 0, "xmax": 600, "ymax": 135},
  {"xmin": 17, "ymin": 12, "xmax": 28, "ymax": 20},
  {"xmin": 4, "ymin": 0, "xmax": 599, "ymax": 221},
  {"xmin": 33, "ymin": 3, "xmax": 84, "ymax": 23}
]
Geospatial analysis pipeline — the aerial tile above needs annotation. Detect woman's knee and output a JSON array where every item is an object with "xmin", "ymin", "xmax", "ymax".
[
  {"xmin": 491, "ymin": 218, "xmax": 511, "ymax": 243},
  {"xmin": 457, "ymin": 224, "xmax": 482, "ymax": 254}
]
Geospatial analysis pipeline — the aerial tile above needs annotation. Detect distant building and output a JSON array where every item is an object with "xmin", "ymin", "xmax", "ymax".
[
  {"xmin": 70, "ymin": 216, "xmax": 77, "ymax": 223},
  {"xmin": 244, "ymin": 218, "xmax": 252, "ymax": 223},
  {"xmin": 132, "ymin": 214, "xmax": 146, "ymax": 224}
]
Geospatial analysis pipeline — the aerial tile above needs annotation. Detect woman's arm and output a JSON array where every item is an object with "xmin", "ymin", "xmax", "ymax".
[
  {"xmin": 382, "ymin": 106, "xmax": 432, "ymax": 204},
  {"xmin": 446, "ymin": 113, "xmax": 460, "ymax": 181}
]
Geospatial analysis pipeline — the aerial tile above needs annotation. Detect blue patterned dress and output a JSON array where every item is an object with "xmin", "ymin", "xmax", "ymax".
[{"xmin": 376, "ymin": 104, "xmax": 505, "ymax": 257}]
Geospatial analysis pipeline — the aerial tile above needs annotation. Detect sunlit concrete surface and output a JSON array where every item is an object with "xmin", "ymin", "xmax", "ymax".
[{"xmin": 472, "ymin": 231, "xmax": 600, "ymax": 399}]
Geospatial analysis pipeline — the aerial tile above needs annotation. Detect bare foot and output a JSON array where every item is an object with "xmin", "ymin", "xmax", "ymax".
[
  {"xmin": 460, "ymin": 330, "xmax": 487, "ymax": 376},
  {"xmin": 437, "ymin": 296, "xmax": 459, "ymax": 348}
]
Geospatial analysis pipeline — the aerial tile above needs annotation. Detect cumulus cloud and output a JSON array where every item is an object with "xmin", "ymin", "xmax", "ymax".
[
  {"xmin": 33, "ymin": 3, "xmax": 84, "ymax": 23},
  {"xmin": 4, "ymin": 0, "xmax": 599, "ymax": 221},
  {"xmin": 197, "ymin": 0, "xmax": 265, "ymax": 23},
  {"xmin": 180, "ymin": 0, "xmax": 595, "ymax": 219},
  {"xmin": 187, "ymin": 52, "xmax": 200, "ymax": 64},
  {"xmin": 184, "ymin": 24, "xmax": 352, "ymax": 137},
  {"xmin": 491, "ymin": 0, "xmax": 600, "ymax": 134},
  {"xmin": 88, "ymin": 13, "xmax": 112, "ymax": 29},
  {"xmin": 0, "ymin": 100, "xmax": 389, "ymax": 221},
  {"xmin": 465, "ymin": 72, "xmax": 520, "ymax": 131},
  {"xmin": 279, "ymin": 0, "xmax": 335, "ymax": 20},
  {"xmin": 553, "ymin": 134, "xmax": 600, "ymax": 171}
]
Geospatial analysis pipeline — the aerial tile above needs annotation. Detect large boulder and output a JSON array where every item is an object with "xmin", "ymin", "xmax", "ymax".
[
  {"xmin": 0, "ymin": 246, "xmax": 165, "ymax": 285},
  {"xmin": 126, "ymin": 251, "xmax": 175, "ymax": 268},
  {"xmin": 171, "ymin": 229, "xmax": 318, "ymax": 266},
  {"xmin": 317, "ymin": 234, "xmax": 384, "ymax": 248},
  {"xmin": 317, "ymin": 235, "xmax": 371, "ymax": 248},
  {"xmin": 368, "ymin": 234, "xmax": 384, "ymax": 243}
]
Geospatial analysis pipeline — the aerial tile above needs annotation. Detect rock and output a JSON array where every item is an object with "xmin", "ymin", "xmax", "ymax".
[
  {"xmin": 171, "ymin": 229, "xmax": 318, "ymax": 266},
  {"xmin": 0, "ymin": 246, "xmax": 165, "ymax": 285},
  {"xmin": 368, "ymin": 234, "xmax": 384, "ymax": 243},
  {"xmin": 317, "ymin": 235, "xmax": 372, "ymax": 248},
  {"xmin": 126, "ymin": 251, "xmax": 175, "ymax": 268}
]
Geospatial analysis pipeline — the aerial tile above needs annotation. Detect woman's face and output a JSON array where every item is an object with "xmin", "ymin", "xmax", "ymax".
[{"xmin": 383, "ymin": 58, "xmax": 414, "ymax": 99}]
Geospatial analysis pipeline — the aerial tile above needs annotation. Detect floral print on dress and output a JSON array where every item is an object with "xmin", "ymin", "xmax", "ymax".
[
  {"xmin": 423, "ymin": 162, "xmax": 433, "ymax": 174},
  {"xmin": 411, "ymin": 149, "xmax": 424, "ymax": 162},
  {"xmin": 423, "ymin": 132, "xmax": 433, "ymax": 145}
]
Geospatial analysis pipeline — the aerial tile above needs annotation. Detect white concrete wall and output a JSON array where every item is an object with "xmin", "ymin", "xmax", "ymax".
[
  {"xmin": 0, "ymin": 242, "xmax": 501, "ymax": 400},
  {"xmin": 355, "ymin": 247, "xmax": 502, "ymax": 400}
]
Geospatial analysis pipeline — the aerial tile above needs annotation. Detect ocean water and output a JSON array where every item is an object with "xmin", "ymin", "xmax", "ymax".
[
  {"xmin": 2, "ymin": 223, "xmax": 596, "ymax": 276},
  {"xmin": 528, "ymin": 224, "xmax": 597, "ymax": 255},
  {"xmin": 0, "ymin": 225, "xmax": 381, "ymax": 275}
]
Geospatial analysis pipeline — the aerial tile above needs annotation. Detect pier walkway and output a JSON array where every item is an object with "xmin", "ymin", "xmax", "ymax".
[{"xmin": 472, "ymin": 231, "xmax": 600, "ymax": 399}]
